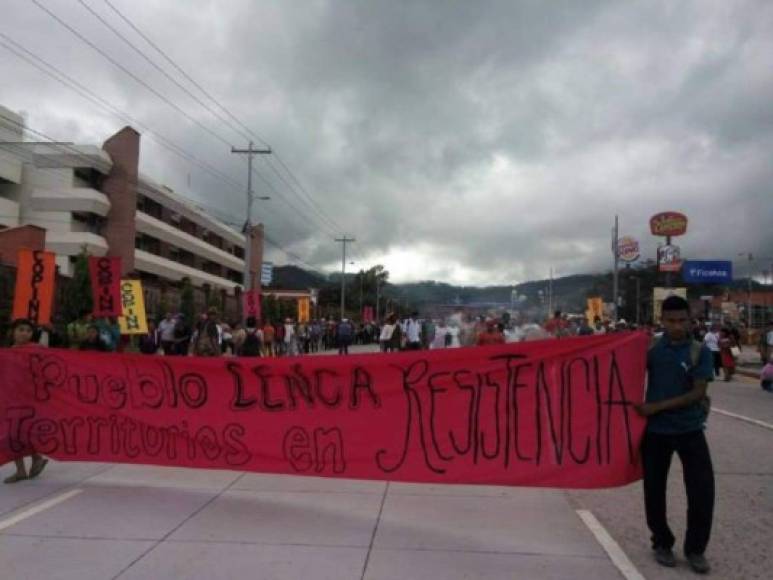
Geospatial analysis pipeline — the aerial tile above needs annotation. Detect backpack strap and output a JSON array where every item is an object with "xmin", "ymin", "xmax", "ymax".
[{"xmin": 690, "ymin": 340, "xmax": 702, "ymax": 369}]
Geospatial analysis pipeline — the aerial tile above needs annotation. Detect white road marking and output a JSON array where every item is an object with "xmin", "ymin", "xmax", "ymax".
[
  {"xmin": 712, "ymin": 407, "xmax": 773, "ymax": 431},
  {"xmin": 576, "ymin": 509, "xmax": 646, "ymax": 580},
  {"xmin": 0, "ymin": 488, "xmax": 82, "ymax": 532}
]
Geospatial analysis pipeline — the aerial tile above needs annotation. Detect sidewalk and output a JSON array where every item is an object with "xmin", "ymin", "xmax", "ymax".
[
  {"xmin": 735, "ymin": 348, "xmax": 765, "ymax": 379},
  {"xmin": 0, "ymin": 460, "xmax": 625, "ymax": 580}
]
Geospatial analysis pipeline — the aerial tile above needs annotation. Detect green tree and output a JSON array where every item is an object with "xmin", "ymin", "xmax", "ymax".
[{"xmin": 61, "ymin": 248, "xmax": 93, "ymax": 323}]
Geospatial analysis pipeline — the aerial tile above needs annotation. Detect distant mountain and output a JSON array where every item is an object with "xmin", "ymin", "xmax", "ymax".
[
  {"xmin": 391, "ymin": 274, "xmax": 602, "ymax": 312},
  {"xmin": 265, "ymin": 265, "xmax": 327, "ymax": 290},
  {"xmin": 267, "ymin": 264, "xmax": 604, "ymax": 312},
  {"xmin": 264, "ymin": 264, "xmax": 760, "ymax": 319}
]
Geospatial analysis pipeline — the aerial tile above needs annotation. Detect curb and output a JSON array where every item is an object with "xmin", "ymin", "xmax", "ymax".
[{"xmin": 737, "ymin": 368, "xmax": 760, "ymax": 380}]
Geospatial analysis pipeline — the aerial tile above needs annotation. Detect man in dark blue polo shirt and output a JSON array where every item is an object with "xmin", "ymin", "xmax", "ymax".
[{"xmin": 635, "ymin": 295, "xmax": 714, "ymax": 574}]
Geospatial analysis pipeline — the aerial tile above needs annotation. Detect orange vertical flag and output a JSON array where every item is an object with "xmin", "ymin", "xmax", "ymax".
[{"xmin": 12, "ymin": 249, "xmax": 57, "ymax": 325}]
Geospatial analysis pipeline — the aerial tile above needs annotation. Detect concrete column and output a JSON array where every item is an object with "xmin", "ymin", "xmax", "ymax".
[{"xmin": 101, "ymin": 127, "xmax": 140, "ymax": 275}]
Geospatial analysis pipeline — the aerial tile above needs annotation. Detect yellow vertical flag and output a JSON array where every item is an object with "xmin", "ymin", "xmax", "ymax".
[
  {"xmin": 298, "ymin": 296, "xmax": 310, "ymax": 323},
  {"xmin": 118, "ymin": 279, "xmax": 149, "ymax": 335}
]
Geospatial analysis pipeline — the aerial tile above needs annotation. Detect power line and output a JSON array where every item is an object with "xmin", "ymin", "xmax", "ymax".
[
  {"xmin": 97, "ymin": 0, "xmax": 346, "ymax": 236},
  {"xmin": 69, "ymin": 0, "xmax": 344, "ymax": 238},
  {"xmin": 0, "ymin": 34, "xmax": 328, "ymax": 243},
  {"xmin": 0, "ymin": 114, "xmax": 318, "ymax": 270},
  {"xmin": 29, "ymin": 0, "xmax": 236, "ymax": 149},
  {"xmin": 16, "ymin": 2, "xmax": 346, "ymax": 253},
  {"xmin": 100, "ymin": 0, "xmax": 267, "ymax": 148},
  {"xmin": 76, "ymin": 0, "xmax": 252, "ymax": 144}
]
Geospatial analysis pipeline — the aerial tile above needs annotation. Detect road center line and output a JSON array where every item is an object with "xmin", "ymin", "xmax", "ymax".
[
  {"xmin": 576, "ymin": 509, "xmax": 646, "ymax": 580},
  {"xmin": 0, "ymin": 488, "xmax": 82, "ymax": 532},
  {"xmin": 712, "ymin": 407, "xmax": 773, "ymax": 431}
]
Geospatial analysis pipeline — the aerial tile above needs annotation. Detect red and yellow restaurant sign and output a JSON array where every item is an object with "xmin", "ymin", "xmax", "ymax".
[{"xmin": 650, "ymin": 212, "xmax": 688, "ymax": 237}]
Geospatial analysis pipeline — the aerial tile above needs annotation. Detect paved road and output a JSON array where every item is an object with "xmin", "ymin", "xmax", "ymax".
[
  {"xmin": 1, "ymin": 348, "xmax": 771, "ymax": 579},
  {"xmin": 569, "ymin": 374, "xmax": 773, "ymax": 579}
]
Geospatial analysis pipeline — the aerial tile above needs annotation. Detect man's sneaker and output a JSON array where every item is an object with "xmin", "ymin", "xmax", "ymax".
[
  {"xmin": 686, "ymin": 553, "xmax": 711, "ymax": 574},
  {"xmin": 653, "ymin": 546, "xmax": 677, "ymax": 567}
]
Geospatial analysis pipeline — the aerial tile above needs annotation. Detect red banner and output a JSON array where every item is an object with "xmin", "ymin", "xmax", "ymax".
[
  {"xmin": 0, "ymin": 333, "xmax": 648, "ymax": 488},
  {"xmin": 12, "ymin": 249, "xmax": 56, "ymax": 326},
  {"xmin": 242, "ymin": 290, "xmax": 261, "ymax": 320},
  {"xmin": 363, "ymin": 306, "xmax": 374, "ymax": 323},
  {"xmin": 88, "ymin": 256, "xmax": 123, "ymax": 318}
]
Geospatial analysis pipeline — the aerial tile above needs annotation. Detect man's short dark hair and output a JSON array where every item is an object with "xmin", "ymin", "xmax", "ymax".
[
  {"xmin": 246, "ymin": 316, "xmax": 257, "ymax": 327},
  {"xmin": 662, "ymin": 295, "xmax": 689, "ymax": 312},
  {"xmin": 11, "ymin": 318, "xmax": 34, "ymax": 331}
]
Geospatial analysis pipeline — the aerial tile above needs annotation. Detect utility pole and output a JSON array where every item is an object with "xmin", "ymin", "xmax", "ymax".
[
  {"xmin": 335, "ymin": 236, "xmax": 355, "ymax": 319},
  {"xmin": 612, "ymin": 215, "xmax": 620, "ymax": 323},
  {"xmin": 376, "ymin": 277, "xmax": 381, "ymax": 322},
  {"xmin": 747, "ymin": 252, "xmax": 753, "ymax": 331},
  {"xmin": 231, "ymin": 141, "xmax": 271, "ymax": 292},
  {"xmin": 635, "ymin": 275, "xmax": 641, "ymax": 326},
  {"xmin": 359, "ymin": 271, "xmax": 364, "ymax": 319},
  {"xmin": 548, "ymin": 267, "xmax": 554, "ymax": 316}
]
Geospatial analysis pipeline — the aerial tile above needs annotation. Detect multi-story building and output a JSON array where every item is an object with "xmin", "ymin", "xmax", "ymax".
[{"xmin": 0, "ymin": 104, "xmax": 264, "ymax": 318}]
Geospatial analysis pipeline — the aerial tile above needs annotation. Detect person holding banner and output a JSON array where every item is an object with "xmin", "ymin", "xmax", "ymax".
[
  {"xmin": 635, "ymin": 295, "xmax": 714, "ymax": 574},
  {"xmin": 4, "ymin": 319, "xmax": 49, "ymax": 484},
  {"xmin": 79, "ymin": 325, "xmax": 110, "ymax": 352}
]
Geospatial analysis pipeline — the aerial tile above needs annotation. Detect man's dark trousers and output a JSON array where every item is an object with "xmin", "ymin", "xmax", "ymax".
[{"xmin": 641, "ymin": 430, "xmax": 714, "ymax": 555}]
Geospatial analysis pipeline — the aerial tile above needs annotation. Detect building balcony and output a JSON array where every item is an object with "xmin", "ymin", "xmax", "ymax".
[
  {"xmin": 135, "ymin": 211, "xmax": 244, "ymax": 272},
  {"xmin": 29, "ymin": 186, "xmax": 111, "ymax": 217},
  {"xmin": 0, "ymin": 196, "xmax": 20, "ymax": 228},
  {"xmin": 137, "ymin": 177, "xmax": 245, "ymax": 247},
  {"xmin": 45, "ymin": 231, "xmax": 109, "ymax": 256},
  {"xmin": 134, "ymin": 249, "xmax": 240, "ymax": 294}
]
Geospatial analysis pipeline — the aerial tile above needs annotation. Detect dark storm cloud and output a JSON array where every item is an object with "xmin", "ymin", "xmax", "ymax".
[{"xmin": 2, "ymin": 0, "xmax": 771, "ymax": 283}]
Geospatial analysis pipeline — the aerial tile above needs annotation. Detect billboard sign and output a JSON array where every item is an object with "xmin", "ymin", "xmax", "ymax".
[
  {"xmin": 658, "ymin": 244, "xmax": 682, "ymax": 272},
  {"xmin": 682, "ymin": 260, "xmax": 733, "ymax": 284},
  {"xmin": 260, "ymin": 262, "xmax": 273, "ymax": 286},
  {"xmin": 617, "ymin": 236, "xmax": 640, "ymax": 262},
  {"xmin": 650, "ymin": 212, "xmax": 688, "ymax": 237}
]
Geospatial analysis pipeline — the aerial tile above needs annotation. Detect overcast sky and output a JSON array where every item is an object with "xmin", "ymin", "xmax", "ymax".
[{"xmin": 1, "ymin": 0, "xmax": 771, "ymax": 285}]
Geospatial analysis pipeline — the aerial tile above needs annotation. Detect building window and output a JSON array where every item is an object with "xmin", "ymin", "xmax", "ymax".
[
  {"xmin": 135, "ymin": 233, "xmax": 161, "ymax": 255},
  {"xmin": 203, "ymin": 230, "xmax": 224, "ymax": 250},
  {"xmin": 233, "ymin": 246, "xmax": 245, "ymax": 259},
  {"xmin": 177, "ymin": 216, "xmax": 197, "ymax": 236},
  {"xmin": 169, "ymin": 247, "xmax": 195, "ymax": 267},
  {"xmin": 202, "ymin": 260, "xmax": 223, "ymax": 277},
  {"xmin": 227, "ymin": 269, "xmax": 242, "ymax": 283},
  {"xmin": 74, "ymin": 167, "xmax": 104, "ymax": 190},
  {"xmin": 72, "ymin": 212, "xmax": 104, "ymax": 235},
  {"xmin": 137, "ymin": 194, "xmax": 163, "ymax": 220}
]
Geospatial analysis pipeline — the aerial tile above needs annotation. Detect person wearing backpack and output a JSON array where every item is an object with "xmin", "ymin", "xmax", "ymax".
[
  {"xmin": 635, "ymin": 295, "xmax": 715, "ymax": 574},
  {"xmin": 191, "ymin": 311, "xmax": 221, "ymax": 357},
  {"xmin": 238, "ymin": 317, "xmax": 263, "ymax": 357}
]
